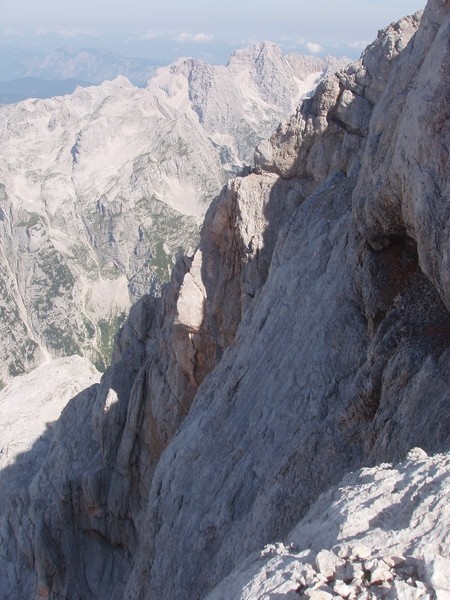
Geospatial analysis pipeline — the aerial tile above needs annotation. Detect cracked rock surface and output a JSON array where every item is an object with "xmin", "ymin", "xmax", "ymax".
[{"xmin": 206, "ymin": 448, "xmax": 450, "ymax": 600}]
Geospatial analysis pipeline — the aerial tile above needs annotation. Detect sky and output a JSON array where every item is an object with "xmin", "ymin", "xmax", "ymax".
[{"xmin": 0, "ymin": 0, "xmax": 425, "ymax": 64}]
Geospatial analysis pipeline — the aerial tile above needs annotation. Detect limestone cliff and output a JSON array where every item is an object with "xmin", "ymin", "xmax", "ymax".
[{"xmin": 0, "ymin": 1, "xmax": 449, "ymax": 599}]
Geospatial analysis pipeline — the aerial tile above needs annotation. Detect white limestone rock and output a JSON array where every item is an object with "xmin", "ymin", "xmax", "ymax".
[
  {"xmin": 391, "ymin": 580, "xmax": 429, "ymax": 600},
  {"xmin": 353, "ymin": 0, "xmax": 450, "ymax": 310},
  {"xmin": 383, "ymin": 555, "xmax": 406, "ymax": 568},
  {"xmin": 315, "ymin": 549, "xmax": 338, "ymax": 582},
  {"xmin": 333, "ymin": 580, "xmax": 355, "ymax": 599},
  {"xmin": 253, "ymin": 14, "xmax": 419, "ymax": 182},
  {"xmin": 369, "ymin": 560, "xmax": 394, "ymax": 585},
  {"xmin": 420, "ymin": 555, "xmax": 450, "ymax": 599},
  {"xmin": 338, "ymin": 562, "xmax": 363, "ymax": 584},
  {"xmin": 351, "ymin": 545, "xmax": 372, "ymax": 561},
  {"xmin": 305, "ymin": 590, "xmax": 334, "ymax": 600},
  {"xmin": 206, "ymin": 450, "xmax": 450, "ymax": 599}
]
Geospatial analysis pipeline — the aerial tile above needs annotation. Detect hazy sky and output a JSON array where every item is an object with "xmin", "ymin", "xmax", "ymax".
[{"xmin": 1, "ymin": 0, "xmax": 425, "ymax": 62}]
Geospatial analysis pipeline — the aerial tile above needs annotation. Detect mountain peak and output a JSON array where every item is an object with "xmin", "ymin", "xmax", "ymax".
[{"xmin": 227, "ymin": 40, "xmax": 283, "ymax": 65}]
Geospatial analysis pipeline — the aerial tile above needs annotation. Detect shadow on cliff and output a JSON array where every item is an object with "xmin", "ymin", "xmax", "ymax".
[
  {"xmin": 187, "ymin": 170, "xmax": 309, "ymax": 391},
  {"xmin": 340, "ymin": 234, "xmax": 450, "ymax": 463},
  {"xmin": 3, "ymin": 2, "xmax": 447, "ymax": 595},
  {"xmin": 0, "ymin": 420, "xmax": 56, "ymax": 512},
  {"xmin": 0, "ymin": 382, "xmax": 132, "ymax": 597},
  {"xmin": 0, "ymin": 383, "xmax": 101, "ymax": 513}
]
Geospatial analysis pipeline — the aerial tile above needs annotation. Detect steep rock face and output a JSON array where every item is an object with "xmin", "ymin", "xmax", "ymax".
[
  {"xmin": 0, "ymin": 44, "xmax": 344, "ymax": 382},
  {"xmin": 353, "ymin": 0, "xmax": 450, "ymax": 309},
  {"xmin": 0, "ymin": 171, "xmax": 305, "ymax": 599},
  {"xmin": 0, "ymin": 2, "xmax": 449, "ymax": 599},
  {"xmin": 254, "ymin": 13, "xmax": 422, "ymax": 180}
]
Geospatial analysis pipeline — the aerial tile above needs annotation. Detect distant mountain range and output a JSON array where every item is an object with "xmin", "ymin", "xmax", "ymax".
[
  {"xmin": 0, "ymin": 77, "xmax": 92, "ymax": 105},
  {"xmin": 0, "ymin": 46, "xmax": 163, "ymax": 103}
]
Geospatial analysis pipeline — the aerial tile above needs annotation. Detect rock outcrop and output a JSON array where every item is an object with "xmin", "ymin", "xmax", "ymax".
[
  {"xmin": 0, "ymin": 1, "xmax": 449, "ymax": 599},
  {"xmin": 206, "ymin": 448, "xmax": 450, "ymax": 599}
]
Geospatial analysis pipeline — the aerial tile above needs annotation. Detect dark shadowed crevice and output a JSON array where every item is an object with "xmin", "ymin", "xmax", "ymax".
[{"xmin": 345, "ymin": 234, "xmax": 450, "ymax": 460}]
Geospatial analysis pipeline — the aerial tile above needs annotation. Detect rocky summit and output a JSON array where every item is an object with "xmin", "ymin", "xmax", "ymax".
[
  {"xmin": 0, "ymin": 0, "xmax": 449, "ymax": 599},
  {"xmin": 206, "ymin": 448, "xmax": 450, "ymax": 599},
  {"xmin": 0, "ymin": 44, "xmax": 345, "ymax": 381}
]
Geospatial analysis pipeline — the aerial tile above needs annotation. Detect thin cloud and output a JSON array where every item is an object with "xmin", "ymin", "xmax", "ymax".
[
  {"xmin": 346, "ymin": 40, "xmax": 368, "ymax": 50},
  {"xmin": 35, "ymin": 27, "xmax": 100, "ymax": 38},
  {"xmin": 305, "ymin": 41, "xmax": 322, "ymax": 54},
  {"xmin": 3, "ymin": 27, "xmax": 24, "ymax": 37},
  {"xmin": 176, "ymin": 32, "xmax": 214, "ymax": 43},
  {"xmin": 139, "ymin": 30, "xmax": 214, "ymax": 43},
  {"xmin": 141, "ymin": 31, "xmax": 164, "ymax": 40}
]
